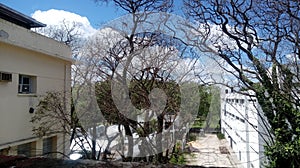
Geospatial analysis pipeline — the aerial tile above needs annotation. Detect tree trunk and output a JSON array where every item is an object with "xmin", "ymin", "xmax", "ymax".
[
  {"xmin": 124, "ymin": 124, "xmax": 133, "ymax": 161},
  {"xmin": 91, "ymin": 123, "xmax": 97, "ymax": 160},
  {"xmin": 156, "ymin": 115, "xmax": 164, "ymax": 163}
]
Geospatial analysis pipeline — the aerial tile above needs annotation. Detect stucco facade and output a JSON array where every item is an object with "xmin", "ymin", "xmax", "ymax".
[{"xmin": 0, "ymin": 6, "xmax": 71, "ymax": 158}]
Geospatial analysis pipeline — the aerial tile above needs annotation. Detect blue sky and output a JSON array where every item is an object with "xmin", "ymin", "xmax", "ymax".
[
  {"xmin": 0, "ymin": 0, "xmax": 124, "ymax": 28},
  {"xmin": 0, "ymin": 0, "xmax": 184, "ymax": 29}
]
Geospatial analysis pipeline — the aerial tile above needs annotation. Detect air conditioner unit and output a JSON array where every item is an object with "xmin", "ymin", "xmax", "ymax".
[{"xmin": 0, "ymin": 72, "xmax": 12, "ymax": 82}]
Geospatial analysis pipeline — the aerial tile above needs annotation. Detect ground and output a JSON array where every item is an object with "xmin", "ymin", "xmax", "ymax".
[{"xmin": 185, "ymin": 134, "xmax": 243, "ymax": 168}]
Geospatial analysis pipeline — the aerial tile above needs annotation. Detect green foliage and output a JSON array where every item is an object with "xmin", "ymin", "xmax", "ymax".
[
  {"xmin": 191, "ymin": 86, "xmax": 216, "ymax": 129},
  {"xmin": 204, "ymin": 87, "xmax": 221, "ymax": 129},
  {"xmin": 129, "ymin": 79, "xmax": 180, "ymax": 114},
  {"xmin": 169, "ymin": 142, "xmax": 186, "ymax": 165},
  {"xmin": 169, "ymin": 155, "xmax": 177, "ymax": 164},
  {"xmin": 197, "ymin": 86, "xmax": 212, "ymax": 118},
  {"xmin": 177, "ymin": 155, "xmax": 185, "ymax": 164},
  {"xmin": 95, "ymin": 80, "xmax": 120, "ymax": 125},
  {"xmin": 187, "ymin": 133, "xmax": 197, "ymax": 142},
  {"xmin": 217, "ymin": 133, "xmax": 225, "ymax": 140},
  {"xmin": 195, "ymin": 86, "xmax": 221, "ymax": 130},
  {"xmin": 256, "ymin": 87, "xmax": 300, "ymax": 167},
  {"xmin": 95, "ymin": 79, "xmax": 181, "ymax": 134},
  {"xmin": 265, "ymin": 136, "xmax": 300, "ymax": 168},
  {"xmin": 191, "ymin": 118, "xmax": 203, "ymax": 128}
]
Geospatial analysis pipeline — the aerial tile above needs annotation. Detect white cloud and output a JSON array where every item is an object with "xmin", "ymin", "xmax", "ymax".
[{"xmin": 31, "ymin": 9, "xmax": 97, "ymax": 37}]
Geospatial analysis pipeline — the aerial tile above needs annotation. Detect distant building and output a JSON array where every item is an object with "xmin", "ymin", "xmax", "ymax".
[
  {"xmin": 0, "ymin": 3, "xmax": 72, "ymax": 158},
  {"xmin": 220, "ymin": 89, "xmax": 271, "ymax": 168}
]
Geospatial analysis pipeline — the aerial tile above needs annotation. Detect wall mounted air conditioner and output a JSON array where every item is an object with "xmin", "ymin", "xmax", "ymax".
[{"xmin": 0, "ymin": 72, "xmax": 12, "ymax": 82}]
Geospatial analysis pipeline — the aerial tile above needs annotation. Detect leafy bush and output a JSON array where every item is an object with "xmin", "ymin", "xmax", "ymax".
[
  {"xmin": 169, "ymin": 142, "xmax": 186, "ymax": 165},
  {"xmin": 187, "ymin": 133, "xmax": 197, "ymax": 142},
  {"xmin": 217, "ymin": 133, "xmax": 225, "ymax": 139},
  {"xmin": 191, "ymin": 118, "xmax": 203, "ymax": 128}
]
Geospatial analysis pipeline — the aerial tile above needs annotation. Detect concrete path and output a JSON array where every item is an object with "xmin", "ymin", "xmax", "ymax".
[{"xmin": 185, "ymin": 134, "xmax": 243, "ymax": 168}]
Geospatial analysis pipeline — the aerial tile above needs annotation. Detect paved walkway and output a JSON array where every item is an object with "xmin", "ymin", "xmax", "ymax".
[{"xmin": 185, "ymin": 134, "xmax": 243, "ymax": 168}]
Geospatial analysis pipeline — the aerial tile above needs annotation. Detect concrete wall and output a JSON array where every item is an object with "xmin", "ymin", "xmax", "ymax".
[
  {"xmin": 0, "ymin": 18, "xmax": 71, "ymax": 62},
  {"xmin": 0, "ymin": 17, "xmax": 71, "ymax": 157},
  {"xmin": 220, "ymin": 90, "xmax": 267, "ymax": 168}
]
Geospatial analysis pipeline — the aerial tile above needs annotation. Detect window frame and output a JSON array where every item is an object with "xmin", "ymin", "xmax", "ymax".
[{"xmin": 18, "ymin": 74, "xmax": 36, "ymax": 94}]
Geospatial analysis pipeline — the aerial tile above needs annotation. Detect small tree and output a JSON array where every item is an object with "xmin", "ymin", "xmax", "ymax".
[{"xmin": 31, "ymin": 91, "xmax": 71, "ymax": 137}]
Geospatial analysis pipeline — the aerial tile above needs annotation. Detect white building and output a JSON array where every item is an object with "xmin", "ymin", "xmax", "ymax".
[{"xmin": 220, "ymin": 89, "xmax": 271, "ymax": 168}]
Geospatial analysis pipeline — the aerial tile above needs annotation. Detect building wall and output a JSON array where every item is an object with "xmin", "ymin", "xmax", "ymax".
[
  {"xmin": 0, "ymin": 17, "xmax": 71, "ymax": 157},
  {"xmin": 221, "ymin": 90, "xmax": 268, "ymax": 168},
  {"xmin": 0, "ymin": 19, "xmax": 70, "ymax": 61}
]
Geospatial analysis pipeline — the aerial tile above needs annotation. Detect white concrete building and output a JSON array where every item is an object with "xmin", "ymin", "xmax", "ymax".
[
  {"xmin": 0, "ymin": 4, "xmax": 72, "ymax": 158},
  {"xmin": 220, "ymin": 89, "xmax": 271, "ymax": 168}
]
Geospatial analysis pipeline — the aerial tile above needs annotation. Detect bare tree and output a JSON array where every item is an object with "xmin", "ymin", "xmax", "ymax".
[
  {"xmin": 34, "ymin": 19, "xmax": 83, "ymax": 54},
  {"xmin": 88, "ymin": 27, "xmax": 199, "ymax": 162},
  {"xmin": 90, "ymin": 0, "xmax": 176, "ymax": 163},
  {"xmin": 82, "ymin": 0, "xmax": 202, "ymax": 162}
]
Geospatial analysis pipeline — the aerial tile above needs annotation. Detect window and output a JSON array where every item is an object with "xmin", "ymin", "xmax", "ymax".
[
  {"xmin": 18, "ymin": 142, "xmax": 34, "ymax": 157},
  {"xmin": 18, "ymin": 74, "xmax": 36, "ymax": 94},
  {"xmin": 0, "ymin": 148, "xmax": 9, "ymax": 155},
  {"xmin": 43, "ymin": 136, "xmax": 57, "ymax": 158}
]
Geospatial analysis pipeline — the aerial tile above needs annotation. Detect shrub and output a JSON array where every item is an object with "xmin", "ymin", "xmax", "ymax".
[
  {"xmin": 187, "ymin": 133, "xmax": 197, "ymax": 142},
  {"xmin": 169, "ymin": 142, "xmax": 186, "ymax": 165},
  {"xmin": 217, "ymin": 133, "xmax": 225, "ymax": 139}
]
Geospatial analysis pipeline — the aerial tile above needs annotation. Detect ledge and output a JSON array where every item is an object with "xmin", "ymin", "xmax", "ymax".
[
  {"xmin": 0, "ymin": 18, "xmax": 72, "ymax": 62},
  {"xmin": 17, "ymin": 93, "xmax": 37, "ymax": 97}
]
